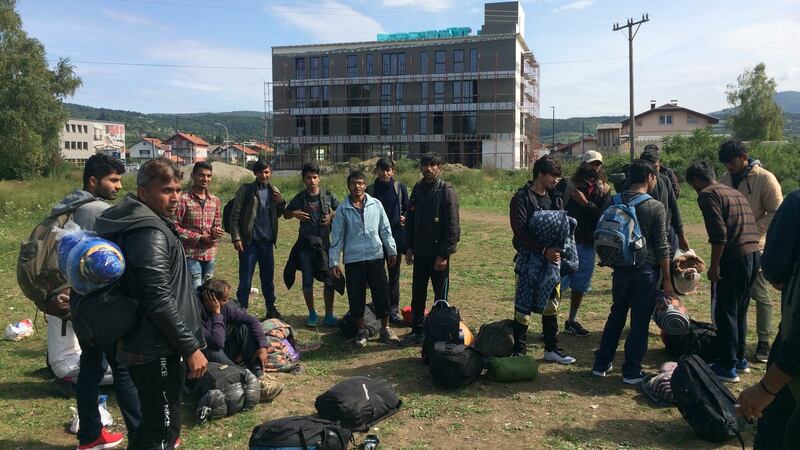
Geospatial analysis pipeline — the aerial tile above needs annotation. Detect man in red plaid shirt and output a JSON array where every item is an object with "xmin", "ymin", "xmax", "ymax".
[{"xmin": 176, "ymin": 161, "xmax": 224, "ymax": 288}]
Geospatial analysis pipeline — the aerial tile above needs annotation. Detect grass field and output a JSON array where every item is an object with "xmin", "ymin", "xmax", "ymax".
[{"xmin": 0, "ymin": 166, "xmax": 768, "ymax": 449}]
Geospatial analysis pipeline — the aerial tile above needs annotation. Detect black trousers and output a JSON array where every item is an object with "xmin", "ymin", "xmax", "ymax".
[
  {"xmin": 203, "ymin": 323, "xmax": 262, "ymax": 377},
  {"xmin": 345, "ymin": 258, "xmax": 390, "ymax": 320},
  {"xmin": 713, "ymin": 252, "xmax": 758, "ymax": 370},
  {"xmin": 754, "ymin": 334, "xmax": 800, "ymax": 449},
  {"xmin": 411, "ymin": 255, "xmax": 449, "ymax": 333},
  {"xmin": 127, "ymin": 356, "xmax": 184, "ymax": 450},
  {"xmin": 386, "ymin": 253, "xmax": 402, "ymax": 312}
]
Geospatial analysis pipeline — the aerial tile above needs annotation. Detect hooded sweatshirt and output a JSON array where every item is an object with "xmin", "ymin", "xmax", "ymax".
[{"xmin": 51, "ymin": 189, "xmax": 109, "ymax": 231}]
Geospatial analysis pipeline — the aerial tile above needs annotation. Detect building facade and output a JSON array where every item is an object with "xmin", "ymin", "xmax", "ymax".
[
  {"xmin": 163, "ymin": 132, "xmax": 209, "ymax": 163},
  {"xmin": 621, "ymin": 101, "xmax": 720, "ymax": 138},
  {"xmin": 60, "ymin": 119, "xmax": 126, "ymax": 163},
  {"xmin": 129, "ymin": 137, "xmax": 165, "ymax": 161},
  {"xmin": 271, "ymin": 1, "xmax": 539, "ymax": 169}
]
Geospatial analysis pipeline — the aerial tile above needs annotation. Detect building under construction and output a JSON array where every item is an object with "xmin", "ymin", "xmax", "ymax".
[{"xmin": 269, "ymin": 1, "xmax": 540, "ymax": 169}]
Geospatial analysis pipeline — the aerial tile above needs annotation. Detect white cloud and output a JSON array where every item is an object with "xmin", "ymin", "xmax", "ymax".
[
  {"xmin": 167, "ymin": 80, "xmax": 223, "ymax": 93},
  {"xmin": 270, "ymin": 0, "xmax": 384, "ymax": 43},
  {"xmin": 552, "ymin": 0, "xmax": 595, "ymax": 13},
  {"xmin": 381, "ymin": 0, "xmax": 454, "ymax": 12},
  {"xmin": 102, "ymin": 9, "xmax": 168, "ymax": 31}
]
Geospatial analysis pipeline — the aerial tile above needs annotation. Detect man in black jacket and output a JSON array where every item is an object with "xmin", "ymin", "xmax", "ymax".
[
  {"xmin": 400, "ymin": 153, "xmax": 460, "ymax": 346},
  {"xmin": 95, "ymin": 158, "xmax": 207, "ymax": 450}
]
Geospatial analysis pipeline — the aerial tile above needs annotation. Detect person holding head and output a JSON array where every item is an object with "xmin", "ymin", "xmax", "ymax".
[
  {"xmin": 366, "ymin": 158, "xmax": 410, "ymax": 324},
  {"xmin": 639, "ymin": 149, "xmax": 690, "ymax": 257},
  {"xmin": 592, "ymin": 159, "xmax": 674, "ymax": 384},
  {"xmin": 399, "ymin": 153, "xmax": 460, "ymax": 346},
  {"xmin": 230, "ymin": 159, "xmax": 285, "ymax": 317},
  {"xmin": 509, "ymin": 155, "xmax": 576, "ymax": 364},
  {"xmin": 329, "ymin": 171, "xmax": 400, "ymax": 347},
  {"xmin": 685, "ymin": 160, "xmax": 760, "ymax": 383},
  {"xmin": 284, "ymin": 162, "xmax": 340, "ymax": 327},
  {"xmin": 175, "ymin": 161, "xmax": 223, "ymax": 289},
  {"xmin": 52, "ymin": 155, "xmax": 141, "ymax": 450},
  {"xmin": 718, "ymin": 139, "xmax": 783, "ymax": 363},
  {"xmin": 95, "ymin": 157, "xmax": 207, "ymax": 449},
  {"xmin": 556, "ymin": 150, "xmax": 611, "ymax": 337}
]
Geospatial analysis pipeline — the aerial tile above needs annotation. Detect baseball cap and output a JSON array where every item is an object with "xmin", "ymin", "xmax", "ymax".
[{"xmin": 581, "ymin": 150, "xmax": 603, "ymax": 164}]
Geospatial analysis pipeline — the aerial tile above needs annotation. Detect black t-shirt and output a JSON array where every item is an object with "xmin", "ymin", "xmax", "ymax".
[{"xmin": 286, "ymin": 190, "xmax": 340, "ymax": 241}]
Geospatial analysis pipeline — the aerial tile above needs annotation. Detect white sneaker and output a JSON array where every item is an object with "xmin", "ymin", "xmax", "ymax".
[
  {"xmin": 543, "ymin": 348, "xmax": 576, "ymax": 365},
  {"xmin": 592, "ymin": 363, "xmax": 613, "ymax": 377}
]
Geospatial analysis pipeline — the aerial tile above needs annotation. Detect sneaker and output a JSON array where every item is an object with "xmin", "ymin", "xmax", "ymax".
[
  {"xmin": 258, "ymin": 374, "xmax": 285, "ymax": 402},
  {"xmin": 265, "ymin": 307, "xmax": 282, "ymax": 320},
  {"xmin": 323, "ymin": 314, "xmax": 338, "ymax": 327},
  {"xmin": 592, "ymin": 363, "xmax": 613, "ymax": 377},
  {"xmin": 77, "ymin": 427, "xmax": 124, "ymax": 450},
  {"xmin": 543, "ymin": 348, "xmax": 576, "ymax": 365},
  {"xmin": 354, "ymin": 329, "xmax": 370, "ymax": 348},
  {"xmin": 564, "ymin": 320, "xmax": 590, "ymax": 337},
  {"xmin": 736, "ymin": 359, "xmax": 751, "ymax": 374},
  {"xmin": 389, "ymin": 312, "xmax": 405, "ymax": 326},
  {"xmin": 755, "ymin": 341, "xmax": 770, "ymax": 363},
  {"xmin": 379, "ymin": 327, "xmax": 401, "ymax": 344},
  {"xmin": 399, "ymin": 332, "xmax": 424, "ymax": 347},
  {"xmin": 173, "ymin": 438, "xmax": 181, "ymax": 449},
  {"xmin": 306, "ymin": 310, "xmax": 318, "ymax": 327},
  {"xmin": 623, "ymin": 372, "xmax": 647, "ymax": 385},
  {"xmin": 710, "ymin": 363, "xmax": 740, "ymax": 383}
]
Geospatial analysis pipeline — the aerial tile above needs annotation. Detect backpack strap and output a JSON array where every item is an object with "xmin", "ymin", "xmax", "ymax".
[
  {"xmin": 627, "ymin": 193, "xmax": 653, "ymax": 208},
  {"xmin": 432, "ymin": 179, "xmax": 445, "ymax": 224}
]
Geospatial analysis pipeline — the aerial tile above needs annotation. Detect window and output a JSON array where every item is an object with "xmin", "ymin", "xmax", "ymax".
[
  {"xmin": 419, "ymin": 113, "xmax": 428, "ymax": 135},
  {"xmin": 381, "ymin": 114, "xmax": 392, "ymax": 135},
  {"xmin": 65, "ymin": 124, "xmax": 69, "ymax": 132},
  {"xmin": 433, "ymin": 112, "xmax": 444, "ymax": 134},
  {"xmin": 71, "ymin": 124, "xmax": 77, "ymax": 132},
  {"xmin": 295, "ymin": 58, "xmax": 305, "ymax": 79},
  {"xmin": 322, "ymin": 116, "xmax": 329, "ymax": 135},
  {"xmin": 435, "ymin": 50, "xmax": 445, "ymax": 74},
  {"xmin": 659, "ymin": 115, "xmax": 673, "ymax": 125},
  {"xmin": 347, "ymin": 115, "xmax": 370, "ymax": 135},
  {"xmin": 419, "ymin": 51, "xmax": 428, "ymax": 74},
  {"xmin": 399, "ymin": 113, "xmax": 407, "ymax": 134},
  {"xmin": 470, "ymin": 48, "xmax": 478, "ymax": 72},
  {"xmin": 433, "ymin": 81, "xmax": 444, "ymax": 104},
  {"xmin": 310, "ymin": 57, "xmax": 320, "ymax": 78},
  {"xmin": 346, "ymin": 55, "xmax": 357, "ymax": 77},
  {"xmin": 395, "ymin": 83, "xmax": 403, "ymax": 105},
  {"xmin": 71, "ymin": 141, "xmax": 76, "ymax": 149},
  {"xmin": 141, "ymin": 149, "xmax": 150, "ymax": 156},
  {"xmin": 322, "ymin": 56, "xmax": 330, "ymax": 78},
  {"xmin": 314, "ymin": 146, "xmax": 329, "ymax": 161},
  {"xmin": 452, "ymin": 111, "xmax": 477, "ymax": 134},
  {"xmin": 454, "ymin": 80, "xmax": 477, "ymax": 103},
  {"xmin": 310, "ymin": 86, "xmax": 321, "ymax": 107},
  {"xmin": 310, "ymin": 115, "xmax": 320, "ymax": 135},
  {"xmin": 296, "ymin": 116, "xmax": 307, "ymax": 136},
  {"xmin": 420, "ymin": 82, "xmax": 429, "ymax": 104},
  {"xmin": 295, "ymin": 87, "xmax": 307, "ymax": 108},
  {"xmin": 687, "ymin": 115, "xmax": 698, "ymax": 124},
  {"xmin": 381, "ymin": 53, "xmax": 406, "ymax": 75},
  {"xmin": 381, "ymin": 83, "xmax": 392, "ymax": 106},
  {"xmin": 453, "ymin": 82, "xmax": 462, "ymax": 104},
  {"xmin": 453, "ymin": 49, "xmax": 464, "ymax": 72},
  {"xmin": 83, "ymin": 142, "xmax": 88, "ymax": 150},
  {"xmin": 366, "ymin": 54, "xmax": 374, "ymax": 76},
  {"xmin": 347, "ymin": 84, "xmax": 370, "ymax": 107}
]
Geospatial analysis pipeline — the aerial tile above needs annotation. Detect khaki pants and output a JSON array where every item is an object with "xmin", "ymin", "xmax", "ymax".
[{"xmin": 750, "ymin": 269, "xmax": 773, "ymax": 343}]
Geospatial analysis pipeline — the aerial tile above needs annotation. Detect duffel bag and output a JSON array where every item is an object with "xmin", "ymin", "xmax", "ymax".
[
  {"xmin": 315, "ymin": 376, "xmax": 402, "ymax": 431},
  {"xmin": 661, "ymin": 320, "xmax": 717, "ymax": 362},
  {"xmin": 195, "ymin": 362, "xmax": 260, "ymax": 421},
  {"xmin": 249, "ymin": 416, "xmax": 352, "ymax": 450},
  {"xmin": 473, "ymin": 319, "xmax": 515, "ymax": 358},
  {"xmin": 428, "ymin": 342, "xmax": 483, "ymax": 387},
  {"xmin": 486, "ymin": 356, "xmax": 538, "ymax": 383},
  {"xmin": 338, "ymin": 303, "xmax": 381, "ymax": 338}
]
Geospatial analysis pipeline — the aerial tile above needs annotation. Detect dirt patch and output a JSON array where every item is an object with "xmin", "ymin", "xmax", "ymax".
[{"xmin": 182, "ymin": 161, "xmax": 252, "ymax": 182}]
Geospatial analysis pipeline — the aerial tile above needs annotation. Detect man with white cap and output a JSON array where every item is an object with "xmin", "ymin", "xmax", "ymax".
[{"xmin": 556, "ymin": 150, "xmax": 611, "ymax": 336}]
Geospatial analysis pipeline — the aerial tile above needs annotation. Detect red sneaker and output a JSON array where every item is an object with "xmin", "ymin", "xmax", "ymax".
[
  {"xmin": 76, "ymin": 427, "xmax": 124, "ymax": 450},
  {"xmin": 173, "ymin": 437, "xmax": 181, "ymax": 448}
]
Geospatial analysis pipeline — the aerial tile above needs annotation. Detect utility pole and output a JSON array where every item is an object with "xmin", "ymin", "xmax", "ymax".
[
  {"xmin": 613, "ymin": 13, "xmax": 649, "ymax": 161},
  {"xmin": 581, "ymin": 121, "xmax": 585, "ymax": 154},
  {"xmin": 214, "ymin": 122, "xmax": 229, "ymax": 164},
  {"xmin": 550, "ymin": 106, "xmax": 555, "ymax": 152}
]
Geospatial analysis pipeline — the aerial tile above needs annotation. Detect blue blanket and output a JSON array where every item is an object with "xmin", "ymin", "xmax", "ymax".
[{"xmin": 514, "ymin": 210, "xmax": 578, "ymax": 315}]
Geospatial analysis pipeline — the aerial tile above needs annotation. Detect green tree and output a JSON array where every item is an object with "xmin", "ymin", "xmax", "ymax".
[
  {"xmin": 0, "ymin": 0, "xmax": 81, "ymax": 179},
  {"xmin": 726, "ymin": 63, "xmax": 784, "ymax": 141}
]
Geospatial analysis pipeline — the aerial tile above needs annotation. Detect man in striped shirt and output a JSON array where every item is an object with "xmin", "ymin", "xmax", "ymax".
[{"xmin": 686, "ymin": 161, "xmax": 760, "ymax": 383}]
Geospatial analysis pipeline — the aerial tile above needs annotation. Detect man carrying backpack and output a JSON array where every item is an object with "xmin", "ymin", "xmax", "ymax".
[
  {"xmin": 366, "ymin": 158, "xmax": 409, "ymax": 324},
  {"xmin": 95, "ymin": 158, "xmax": 207, "ymax": 449},
  {"xmin": 284, "ymin": 162, "xmax": 340, "ymax": 327},
  {"xmin": 329, "ymin": 171, "xmax": 400, "ymax": 347},
  {"xmin": 400, "ymin": 153, "xmax": 460, "ymax": 346},
  {"xmin": 230, "ymin": 159, "xmax": 285, "ymax": 317},
  {"xmin": 48, "ymin": 155, "xmax": 141, "ymax": 450},
  {"xmin": 685, "ymin": 161, "xmax": 760, "ymax": 383},
  {"xmin": 719, "ymin": 140, "xmax": 783, "ymax": 363},
  {"xmin": 593, "ymin": 159, "xmax": 674, "ymax": 384},
  {"xmin": 556, "ymin": 150, "xmax": 611, "ymax": 337},
  {"xmin": 509, "ymin": 156, "xmax": 576, "ymax": 364},
  {"xmin": 175, "ymin": 161, "xmax": 223, "ymax": 289},
  {"xmin": 639, "ymin": 150, "xmax": 690, "ymax": 258}
]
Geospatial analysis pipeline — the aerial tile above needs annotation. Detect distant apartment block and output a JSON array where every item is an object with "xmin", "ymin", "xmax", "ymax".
[
  {"xmin": 270, "ymin": 1, "xmax": 540, "ymax": 169},
  {"xmin": 162, "ymin": 132, "xmax": 209, "ymax": 163},
  {"xmin": 60, "ymin": 119, "xmax": 126, "ymax": 163}
]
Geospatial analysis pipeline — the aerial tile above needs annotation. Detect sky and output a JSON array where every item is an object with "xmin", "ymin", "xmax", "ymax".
[{"xmin": 15, "ymin": 0, "xmax": 800, "ymax": 118}]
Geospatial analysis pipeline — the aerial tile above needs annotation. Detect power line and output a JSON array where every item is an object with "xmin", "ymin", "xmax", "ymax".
[{"xmin": 69, "ymin": 60, "xmax": 271, "ymax": 70}]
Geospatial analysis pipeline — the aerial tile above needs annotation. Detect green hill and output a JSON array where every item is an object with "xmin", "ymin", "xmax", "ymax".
[{"xmin": 540, "ymin": 115, "xmax": 627, "ymax": 144}]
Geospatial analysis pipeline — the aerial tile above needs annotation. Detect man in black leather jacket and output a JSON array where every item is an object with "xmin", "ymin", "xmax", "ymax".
[{"xmin": 95, "ymin": 157, "xmax": 207, "ymax": 450}]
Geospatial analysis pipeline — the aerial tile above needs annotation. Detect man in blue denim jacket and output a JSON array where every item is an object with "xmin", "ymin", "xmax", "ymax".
[{"xmin": 329, "ymin": 171, "xmax": 400, "ymax": 348}]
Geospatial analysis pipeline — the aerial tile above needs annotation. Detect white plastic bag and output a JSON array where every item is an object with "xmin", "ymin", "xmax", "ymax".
[
  {"xmin": 4, "ymin": 319, "xmax": 34, "ymax": 341},
  {"xmin": 68, "ymin": 395, "xmax": 114, "ymax": 434}
]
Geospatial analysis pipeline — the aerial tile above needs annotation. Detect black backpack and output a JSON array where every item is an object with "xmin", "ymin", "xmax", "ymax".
[
  {"xmin": 249, "ymin": 416, "xmax": 352, "ymax": 450},
  {"xmin": 222, "ymin": 183, "xmax": 256, "ymax": 234},
  {"xmin": 671, "ymin": 355, "xmax": 746, "ymax": 447},
  {"xmin": 70, "ymin": 284, "xmax": 140, "ymax": 348},
  {"xmin": 428, "ymin": 342, "xmax": 484, "ymax": 387},
  {"xmin": 314, "ymin": 376, "xmax": 402, "ymax": 432},
  {"xmin": 661, "ymin": 320, "xmax": 717, "ymax": 363},
  {"xmin": 422, "ymin": 299, "xmax": 461, "ymax": 365},
  {"xmin": 473, "ymin": 319, "xmax": 515, "ymax": 358},
  {"xmin": 338, "ymin": 303, "xmax": 381, "ymax": 338}
]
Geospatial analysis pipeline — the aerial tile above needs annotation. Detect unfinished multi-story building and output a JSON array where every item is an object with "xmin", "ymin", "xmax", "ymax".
[{"xmin": 270, "ymin": 1, "xmax": 539, "ymax": 169}]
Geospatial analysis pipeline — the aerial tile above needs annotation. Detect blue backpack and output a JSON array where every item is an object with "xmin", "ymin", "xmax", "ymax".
[{"xmin": 594, "ymin": 193, "xmax": 651, "ymax": 268}]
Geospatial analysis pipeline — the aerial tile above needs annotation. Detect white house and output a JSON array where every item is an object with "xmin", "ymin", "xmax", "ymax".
[{"xmin": 129, "ymin": 138, "xmax": 165, "ymax": 161}]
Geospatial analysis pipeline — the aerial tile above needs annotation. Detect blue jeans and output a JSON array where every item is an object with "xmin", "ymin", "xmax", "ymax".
[
  {"xmin": 236, "ymin": 240, "xmax": 275, "ymax": 309},
  {"xmin": 186, "ymin": 258, "xmax": 216, "ymax": 289},
  {"xmin": 76, "ymin": 342, "xmax": 141, "ymax": 445},
  {"xmin": 593, "ymin": 264, "xmax": 659, "ymax": 377}
]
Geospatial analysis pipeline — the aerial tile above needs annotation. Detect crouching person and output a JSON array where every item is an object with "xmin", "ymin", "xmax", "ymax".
[
  {"xmin": 329, "ymin": 171, "xmax": 400, "ymax": 348},
  {"xmin": 95, "ymin": 158, "xmax": 207, "ymax": 449},
  {"xmin": 199, "ymin": 278, "xmax": 271, "ymax": 378}
]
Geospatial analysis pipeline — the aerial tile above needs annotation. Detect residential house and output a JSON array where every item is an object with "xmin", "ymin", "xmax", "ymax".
[
  {"xmin": 163, "ymin": 132, "xmax": 209, "ymax": 164},
  {"xmin": 211, "ymin": 144, "xmax": 260, "ymax": 165},
  {"xmin": 129, "ymin": 137, "xmax": 165, "ymax": 160},
  {"xmin": 553, "ymin": 137, "xmax": 596, "ymax": 158},
  {"xmin": 60, "ymin": 119, "xmax": 126, "ymax": 163},
  {"xmin": 621, "ymin": 100, "xmax": 719, "ymax": 138}
]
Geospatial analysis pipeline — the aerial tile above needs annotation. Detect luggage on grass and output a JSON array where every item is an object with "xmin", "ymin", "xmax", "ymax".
[
  {"xmin": 473, "ymin": 319, "xmax": 515, "ymax": 358},
  {"xmin": 652, "ymin": 290, "xmax": 690, "ymax": 336},
  {"xmin": 314, "ymin": 376, "xmax": 402, "ymax": 431},
  {"xmin": 421, "ymin": 299, "xmax": 461, "ymax": 365},
  {"xmin": 338, "ymin": 303, "xmax": 381, "ymax": 338},
  {"xmin": 661, "ymin": 320, "xmax": 717, "ymax": 363},
  {"xmin": 261, "ymin": 318, "xmax": 301, "ymax": 373},
  {"xmin": 195, "ymin": 362, "xmax": 260, "ymax": 421},
  {"xmin": 428, "ymin": 342, "xmax": 484, "ymax": 387},
  {"xmin": 486, "ymin": 356, "xmax": 539, "ymax": 383},
  {"xmin": 249, "ymin": 416, "xmax": 352, "ymax": 450}
]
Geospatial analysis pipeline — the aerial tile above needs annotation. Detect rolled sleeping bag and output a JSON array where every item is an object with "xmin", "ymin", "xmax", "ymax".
[
  {"xmin": 652, "ymin": 291, "xmax": 690, "ymax": 336},
  {"xmin": 241, "ymin": 369, "xmax": 261, "ymax": 410},
  {"xmin": 486, "ymin": 356, "xmax": 538, "ymax": 382},
  {"xmin": 222, "ymin": 378, "xmax": 245, "ymax": 414},
  {"xmin": 57, "ymin": 230, "xmax": 90, "ymax": 275},
  {"xmin": 64, "ymin": 237, "xmax": 125, "ymax": 294},
  {"xmin": 197, "ymin": 389, "xmax": 228, "ymax": 421}
]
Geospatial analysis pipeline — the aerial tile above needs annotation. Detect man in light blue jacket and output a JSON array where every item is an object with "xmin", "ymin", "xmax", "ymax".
[{"xmin": 329, "ymin": 171, "xmax": 401, "ymax": 348}]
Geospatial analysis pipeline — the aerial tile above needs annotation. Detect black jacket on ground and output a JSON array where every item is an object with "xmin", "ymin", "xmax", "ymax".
[
  {"xmin": 406, "ymin": 178, "xmax": 460, "ymax": 258},
  {"xmin": 95, "ymin": 194, "xmax": 205, "ymax": 362},
  {"xmin": 556, "ymin": 178, "xmax": 611, "ymax": 246}
]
